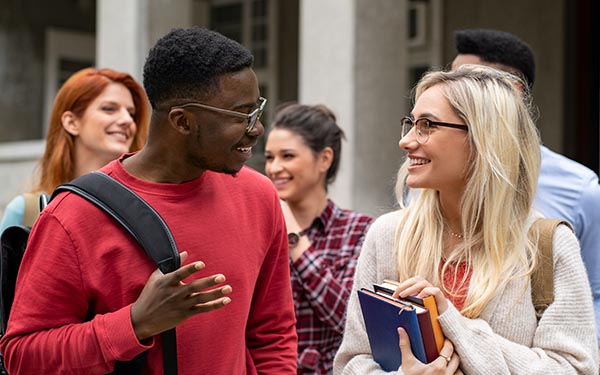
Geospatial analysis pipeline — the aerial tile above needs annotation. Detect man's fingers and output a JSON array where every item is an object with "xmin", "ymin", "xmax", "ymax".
[
  {"xmin": 188, "ymin": 284, "xmax": 233, "ymax": 305},
  {"xmin": 191, "ymin": 296, "xmax": 232, "ymax": 313},
  {"xmin": 178, "ymin": 273, "xmax": 230, "ymax": 300},
  {"xmin": 167, "ymin": 260, "xmax": 206, "ymax": 284}
]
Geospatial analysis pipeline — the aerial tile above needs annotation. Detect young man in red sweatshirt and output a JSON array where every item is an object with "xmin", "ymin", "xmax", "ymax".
[{"xmin": 0, "ymin": 27, "xmax": 297, "ymax": 375}]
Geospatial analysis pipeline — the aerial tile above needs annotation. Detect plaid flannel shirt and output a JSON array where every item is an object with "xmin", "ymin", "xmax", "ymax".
[{"xmin": 290, "ymin": 199, "xmax": 374, "ymax": 374}]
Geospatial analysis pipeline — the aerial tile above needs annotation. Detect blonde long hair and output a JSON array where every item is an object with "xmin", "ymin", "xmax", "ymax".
[{"xmin": 395, "ymin": 65, "xmax": 541, "ymax": 318}]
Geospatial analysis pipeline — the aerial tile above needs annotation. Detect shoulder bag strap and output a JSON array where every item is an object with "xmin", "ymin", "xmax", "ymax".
[
  {"xmin": 530, "ymin": 218, "xmax": 573, "ymax": 319},
  {"xmin": 51, "ymin": 172, "xmax": 180, "ymax": 273},
  {"xmin": 50, "ymin": 171, "xmax": 179, "ymax": 375},
  {"xmin": 22, "ymin": 193, "xmax": 40, "ymax": 227}
]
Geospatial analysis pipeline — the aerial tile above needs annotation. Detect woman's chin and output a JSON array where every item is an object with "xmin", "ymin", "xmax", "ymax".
[
  {"xmin": 107, "ymin": 144, "xmax": 132, "ymax": 157},
  {"xmin": 405, "ymin": 177, "xmax": 421, "ymax": 189},
  {"xmin": 276, "ymin": 191, "xmax": 291, "ymax": 201}
]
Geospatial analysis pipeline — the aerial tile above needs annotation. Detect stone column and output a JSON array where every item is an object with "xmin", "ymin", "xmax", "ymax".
[
  {"xmin": 96, "ymin": 0, "xmax": 149, "ymax": 81},
  {"xmin": 299, "ymin": 0, "xmax": 408, "ymax": 215},
  {"xmin": 96, "ymin": 0, "xmax": 193, "ymax": 81}
]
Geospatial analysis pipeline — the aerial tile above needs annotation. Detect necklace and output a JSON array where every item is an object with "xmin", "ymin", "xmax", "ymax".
[{"xmin": 444, "ymin": 220, "xmax": 464, "ymax": 239}]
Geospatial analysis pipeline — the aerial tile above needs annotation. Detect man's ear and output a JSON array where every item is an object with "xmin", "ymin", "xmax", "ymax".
[
  {"xmin": 168, "ymin": 108, "xmax": 192, "ymax": 135},
  {"xmin": 318, "ymin": 146, "xmax": 334, "ymax": 173},
  {"xmin": 61, "ymin": 111, "xmax": 80, "ymax": 136}
]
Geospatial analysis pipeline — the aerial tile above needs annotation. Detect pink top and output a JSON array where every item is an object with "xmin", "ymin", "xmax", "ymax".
[{"xmin": 441, "ymin": 261, "xmax": 472, "ymax": 311}]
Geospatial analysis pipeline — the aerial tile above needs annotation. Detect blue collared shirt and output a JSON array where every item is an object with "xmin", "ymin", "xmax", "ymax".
[{"xmin": 536, "ymin": 145, "xmax": 600, "ymax": 344}]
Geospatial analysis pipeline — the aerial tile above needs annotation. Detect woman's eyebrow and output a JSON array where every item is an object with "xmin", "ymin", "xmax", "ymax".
[{"xmin": 412, "ymin": 112, "xmax": 442, "ymax": 121}]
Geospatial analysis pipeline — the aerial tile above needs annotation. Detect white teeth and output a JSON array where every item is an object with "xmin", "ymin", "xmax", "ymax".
[
  {"xmin": 109, "ymin": 132, "xmax": 127, "ymax": 141},
  {"xmin": 409, "ymin": 158, "xmax": 430, "ymax": 166},
  {"xmin": 273, "ymin": 178, "xmax": 290, "ymax": 185},
  {"xmin": 237, "ymin": 147, "xmax": 251, "ymax": 153}
]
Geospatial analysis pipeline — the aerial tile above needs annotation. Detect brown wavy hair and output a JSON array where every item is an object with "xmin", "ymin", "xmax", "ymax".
[
  {"xmin": 35, "ymin": 68, "xmax": 150, "ymax": 193},
  {"xmin": 270, "ymin": 103, "xmax": 345, "ymax": 186}
]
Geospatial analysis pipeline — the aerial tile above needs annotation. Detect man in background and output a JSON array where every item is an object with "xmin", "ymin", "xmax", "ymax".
[{"xmin": 452, "ymin": 28, "xmax": 600, "ymax": 345}]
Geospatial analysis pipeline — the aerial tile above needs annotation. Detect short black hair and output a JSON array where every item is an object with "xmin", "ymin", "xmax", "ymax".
[
  {"xmin": 454, "ymin": 29, "xmax": 535, "ymax": 89},
  {"xmin": 143, "ymin": 27, "xmax": 254, "ymax": 108}
]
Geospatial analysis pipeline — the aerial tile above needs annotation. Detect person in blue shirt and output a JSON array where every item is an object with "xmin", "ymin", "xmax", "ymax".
[{"xmin": 451, "ymin": 28, "xmax": 600, "ymax": 345}]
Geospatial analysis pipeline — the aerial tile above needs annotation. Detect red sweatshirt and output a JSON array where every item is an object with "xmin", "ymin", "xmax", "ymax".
[{"xmin": 0, "ymin": 158, "xmax": 297, "ymax": 374}]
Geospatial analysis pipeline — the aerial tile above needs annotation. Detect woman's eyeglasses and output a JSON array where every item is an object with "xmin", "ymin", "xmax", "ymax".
[{"xmin": 401, "ymin": 116, "xmax": 468, "ymax": 144}]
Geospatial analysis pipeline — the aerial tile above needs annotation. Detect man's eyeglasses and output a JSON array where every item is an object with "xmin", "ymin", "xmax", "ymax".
[
  {"xmin": 171, "ymin": 97, "xmax": 267, "ymax": 133},
  {"xmin": 401, "ymin": 116, "xmax": 469, "ymax": 144}
]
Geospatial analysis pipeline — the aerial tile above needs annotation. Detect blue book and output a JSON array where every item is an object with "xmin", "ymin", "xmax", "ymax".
[{"xmin": 357, "ymin": 288, "xmax": 427, "ymax": 371}]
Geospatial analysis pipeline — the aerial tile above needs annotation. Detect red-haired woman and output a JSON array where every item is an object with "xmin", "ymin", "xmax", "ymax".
[{"xmin": 0, "ymin": 67, "xmax": 149, "ymax": 231}]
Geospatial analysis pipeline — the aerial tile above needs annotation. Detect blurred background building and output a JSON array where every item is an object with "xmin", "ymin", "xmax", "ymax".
[{"xmin": 0, "ymin": 0, "xmax": 598, "ymax": 217}]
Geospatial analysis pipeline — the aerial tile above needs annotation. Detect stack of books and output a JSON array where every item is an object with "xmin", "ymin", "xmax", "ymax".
[{"xmin": 357, "ymin": 280, "xmax": 444, "ymax": 372}]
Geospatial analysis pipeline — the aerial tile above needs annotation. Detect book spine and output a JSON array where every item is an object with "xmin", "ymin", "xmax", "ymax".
[
  {"xmin": 422, "ymin": 295, "xmax": 444, "ymax": 353},
  {"xmin": 403, "ymin": 311, "xmax": 428, "ymax": 364},
  {"xmin": 416, "ymin": 310, "xmax": 438, "ymax": 363}
]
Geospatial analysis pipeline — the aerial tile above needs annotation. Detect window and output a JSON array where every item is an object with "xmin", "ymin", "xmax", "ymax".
[
  {"xmin": 405, "ymin": 0, "xmax": 443, "ymax": 111},
  {"xmin": 43, "ymin": 28, "xmax": 95, "ymax": 134},
  {"xmin": 0, "ymin": 2, "xmax": 95, "ymax": 143},
  {"xmin": 408, "ymin": 1, "xmax": 427, "ymax": 47}
]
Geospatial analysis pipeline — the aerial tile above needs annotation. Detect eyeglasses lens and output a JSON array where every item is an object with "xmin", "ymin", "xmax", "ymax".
[
  {"xmin": 246, "ymin": 98, "xmax": 267, "ymax": 133},
  {"xmin": 401, "ymin": 118, "xmax": 413, "ymax": 139},
  {"xmin": 401, "ymin": 118, "xmax": 430, "ymax": 143}
]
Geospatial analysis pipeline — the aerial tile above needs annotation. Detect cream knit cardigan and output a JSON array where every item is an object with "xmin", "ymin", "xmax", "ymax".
[{"xmin": 333, "ymin": 210, "xmax": 598, "ymax": 374}]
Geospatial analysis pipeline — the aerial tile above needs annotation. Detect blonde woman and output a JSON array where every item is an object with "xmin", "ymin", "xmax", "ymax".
[{"xmin": 333, "ymin": 65, "xmax": 598, "ymax": 374}]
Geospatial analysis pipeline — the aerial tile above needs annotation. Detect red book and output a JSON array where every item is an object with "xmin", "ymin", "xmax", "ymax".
[{"xmin": 412, "ymin": 303, "xmax": 438, "ymax": 362}]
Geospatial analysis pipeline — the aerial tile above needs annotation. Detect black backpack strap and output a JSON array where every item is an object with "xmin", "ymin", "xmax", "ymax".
[
  {"xmin": 0, "ymin": 226, "xmax": 30, "ymax": 336},
  {"xmin": 161, "ymin": 329, "xmax": 178, "ymax": 372},
  {"xmin": 51, "ymin": 171, "xmax": 179, "ymax": 375},
  {"xmin": 51, "ymin": 171, "xmax": 180, "ymax": 274}
]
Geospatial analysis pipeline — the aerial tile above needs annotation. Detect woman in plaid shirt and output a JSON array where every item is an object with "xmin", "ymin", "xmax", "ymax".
[{"xmin": 265, "ymin": 103, "xmax": 374, "ymax": 374}]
